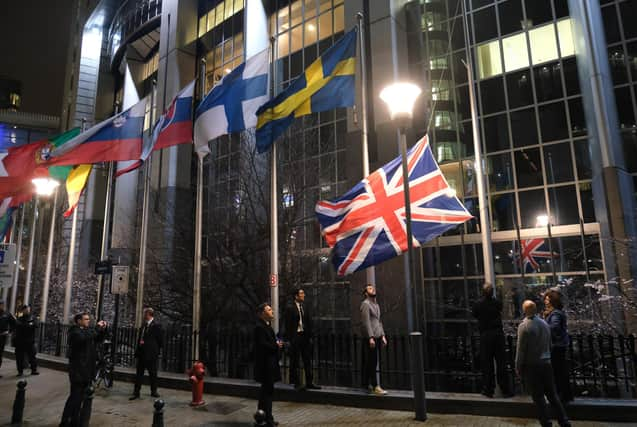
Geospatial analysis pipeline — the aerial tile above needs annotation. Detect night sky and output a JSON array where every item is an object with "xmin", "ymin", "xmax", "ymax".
[{"xmin": 0, "ymin": 1, "xmax": 75, "ymax": 117}]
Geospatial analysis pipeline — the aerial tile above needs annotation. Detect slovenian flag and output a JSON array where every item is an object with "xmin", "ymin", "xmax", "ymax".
[{"xmin": 47, "ymin": 98, "xmax": 148, "ymax": 166}]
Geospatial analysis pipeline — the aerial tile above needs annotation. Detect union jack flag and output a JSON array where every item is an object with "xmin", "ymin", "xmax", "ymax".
[
  {"xmin": 315, "ymin": 135, "xmax": 472, "ymax": 276},
  {"xmin": 518, "ymin": 238, "xmax": 559, "ymax": 272}
]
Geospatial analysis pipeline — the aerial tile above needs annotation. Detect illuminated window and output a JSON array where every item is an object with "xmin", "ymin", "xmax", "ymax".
[
  {"xmin": 557, "ymin": 18, "xmax": 575, "ymax": 57},
  {"xmin": 477, "ymin": 41, "xmax": 502, "ymax": 79},
  {"xmin": 234, "ymin": 0, "xmax": 243, "ymax": 13},
  {"xmin": 502, "ymin": 33, "xmax": 529, "ymax": 72},
  {"xmin": 334, "ymin": 5, "xmax": 344, "ymax": 32},
  {"xmin": 290, "ymin": 1, "xmax": 303, "ymax": 27},
  {"xmin": 207, "ymin": 9, "xmax": 216, "ymax": 32},
  {"xmin": 225, "ymin": 0, "xmax": 233, "ymax": 20},
  {"xmin": 318, "ymin": 11, "xmax": 332, "ymax": 40},
  {"xmin": 199, "ymin": 15, "xmax": 207, "ymax": 38},
  {"xmin": 216, "ymin": 4, "xmax": 224, "ymax": 28},
  {"xmin": 432, "ymin": 80, "xmax": 451, "ymax": 101},
  {"xmin": 305, "ymin": 18, "xmax": 318, "ymax": 45},
  {"xmin": 291, "ymin": 25, "xmax": 303, "ymax": 53},
  {"xmin": 529, "ymin": 23, "xmax": 558, "ymax": 65}
]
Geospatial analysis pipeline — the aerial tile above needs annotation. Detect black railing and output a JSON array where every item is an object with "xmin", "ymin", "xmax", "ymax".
[{"xmin": 33, "ymin": 322, "xmax": 636, "ymax": 398}]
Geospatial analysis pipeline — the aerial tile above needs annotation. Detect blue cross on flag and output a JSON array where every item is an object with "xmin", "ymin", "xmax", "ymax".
[{"xmin": 194, "ymin": 48, "xmax": 269, "ymax": 156}]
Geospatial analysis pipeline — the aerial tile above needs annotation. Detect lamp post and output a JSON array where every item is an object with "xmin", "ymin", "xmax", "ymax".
[
  {"xmin": 536, "ymin": 214, "xmax": 558, "ymax": 285},
  {"xmin": 380, "ymin": 82, "xmax": 427, "ymax": 421},
  {"xmin": 32, "ymin": 177, "xmax": 60, "ymax": 322}
]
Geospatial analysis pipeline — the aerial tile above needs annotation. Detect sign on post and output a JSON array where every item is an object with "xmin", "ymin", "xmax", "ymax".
[
  {"xmin": 0, "ymin": 243, "xmax": 16, "ymax": 289},
  {"xmin": 111, "ymin": 265, "xmax": 129, "ymax": 294}
]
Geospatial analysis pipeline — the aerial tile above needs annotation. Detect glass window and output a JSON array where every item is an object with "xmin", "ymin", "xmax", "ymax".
[
  {"xmin": 569, "ymin": 98, "xmax": 586, "ymax": 137},
  {"xmin": 453, "ymin": 51, "xmax": 469, "ymax": 84},
  {"xmin": 199, "ymin": 15, "xmax": 207, "ymax": 38},
  {"xmin": 574, "ymin": 140, "xmax": 592, "ymax": 180},
  {"xmin": 456, "ymin": 84, "xmax": 470, "ymax": 118},
  {"xmin": 498, "ymin": 0, "xmax": 523, "ymax": 36},
  {"xmin": 544, "ymin": 143, "xmax": 574, "ymax": 184},
  {"xmin": 562, "ymin": 57, "xmax": 580, "ymax": 96},
  {"xmin": 493, "ymin": 241, "xmax": 517, "ymax": 274},
  {"xmin": 460, "ymin": 121, "xmax": 475, "ymax": 158},
  {"xmin": 477, "ymin": 41, "xmax": 502, "ymax": 79},
  {"xmin": 502, "ymin": 33, "xmax": 529, "ymax": 72},
  {"xmin": 511, "ymin": 108, "xmax": 538, "ymax": 147},
  {"xmin": 615, "ymin": 87, "xmax": 636, "ymax": 128},
  {"xmin": 304, "ymin": 18, "xmax": 318, "ymax": 46},
  {"xmin": 622, "ymin": 132, "xmax": 637, "ymax": 173},
  {"xmin": 484, "ymin": 113, "xmax": 509, "ymax": 153},
  {"xmin": 579, "ymin": 182, "xmax": 595, "ymax": 222},
  {"xmin": 506, "ymin": 69, "xmax": 533, "ymax": 108},
  {"xmin": 334, "ymin": 5, "xmax": 344, "ymax": 33},
  {"xmin": 290, "ymin": 0, "xmax": 303, "ymax": 27},
  {"xmin": 487, "ymin": 152, "xmax": 514, "ymax": 191},
  {"xmin": 515, "ymin": 148, "xmax": 544, "ymax": 188},
  {"xmin": 620, "ymin": 0, "xmax": 637, "ymax": 39},
  {"xmin": 440, "ymin": 162, "xmax": 462, "ymax": 195},
  {"xmin": 291, "ymin": 25, "xmax": 303, "ymax": 54},
  {"xmin": 554, "ymin": 0, "xmax": 569, "ymax": 19},
  {"xmin": 539, "ymin": 102, "xmax": 568, "ymax": 142},
  {"xmin": 224, "ymin": 0, "xmax": 233, "ymax": 20},
  {"xmin": 216, "ymin": 4, "xmax": 225, "ymax": 26},
  {"xmin": 627, "ymin": 42, "xmax": 637, "ymax": 81},
  {"xmin": 463, "ymin": 160, "xmax": 477, "ymax": 197},
  {"xmin": 277, "ymin": 31, "xmax": 290, "ymax": 57},
  {"xmin": 319, "ymin": 0, "xmax": 332, "ymax": 14},
  {"xmin": 464, "ymin": 243, "xmax": 483, "ymax": 276},
  {"xmin": 534, "ymin": 62, "xmax": 563, "ymax": 102},
  {"xmin": 440, "ymin": 246, "xmax": 464, "ymax": 276},
  {"xmin": 518, "ymin": 188, "xmax": 547, "ymax": 228},
  {"xmin": 464, "ymin": 197, "xmax": 480, "ymax": 233},
  {"xmin": 548, "ymin": 185, "xmax": 579, "ymax": 225},
  {"xmin": 529, "ymin": 24, "xmax": 559, "ymax": 65},
  {"xmin": 473, "ymin": 6, "xmax": 498, "ymax": 43},
  {"xmin": 609, "ymin": 47, "xmax": 628, "ymax": 85},
  {"xmin": 234, "ymin": 0, "xmax": 243, "ymax": 13},
  {"xmin": 451, "ymin": 16, "xmax": 466, "ymax": 50},
  {"xmin": 442, "ymin": 280, "xmax": 468, "ymax": 319},
  {"xmin": 602, "ymin": 5, "xmax": 620, "ymax": 44},
  {"xmin": 304, "ymin": 0, "xmax": 317, "ymax": 18},
  {"xmin": 492, "ymin": 193, "xmax": 517, "ymax": 231},
  {"xmin": 525, "ymin": 0, "xmax": 552, "ymax": 26},
  {"xmin": 557, "ymin": 19, "xmax": 575, "ymax": 57},
  {"xmin": 318, "ymin": 11, "xmax": 332, "ymax": 40},
  {"xmin": 480, "ymin": 76, "xmax": 505, "ymax": 114}
]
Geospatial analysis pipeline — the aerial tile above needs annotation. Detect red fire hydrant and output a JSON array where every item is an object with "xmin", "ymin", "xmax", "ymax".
[{"xmin": 187, "ymin": 361, "xmax": 206, "ymax": 407}]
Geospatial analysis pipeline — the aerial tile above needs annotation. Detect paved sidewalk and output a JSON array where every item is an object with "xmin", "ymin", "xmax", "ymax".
[{"xmin": 0, "ymin": 364, "xmax": 633, "ymax": 426}]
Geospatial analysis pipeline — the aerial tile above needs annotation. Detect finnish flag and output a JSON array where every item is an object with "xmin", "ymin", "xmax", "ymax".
[{"xmin": 194, "ymin": 48, "xmax": 269, "ymax": 156}]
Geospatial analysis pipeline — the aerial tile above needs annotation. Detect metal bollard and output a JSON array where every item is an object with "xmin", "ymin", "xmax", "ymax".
[
  {"xmin": 11, "ymin": 380, "xmax": 27, "ymax": 425},
  {"xmin": 79, "ymin": 386, "xmax": 95, "ymax": 427},
  {"xmin": 253, "ymin": 409, "xmax": 267, "ymax": 427},
  {"xmin": 152, "ymin": 399, "xmax": 165, "ymax": 427}
]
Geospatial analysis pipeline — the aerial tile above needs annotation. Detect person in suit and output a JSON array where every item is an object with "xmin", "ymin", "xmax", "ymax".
[
  {"xmin": 14, "ymin": 304, "xmax": 39, "ymax": 376},
  {"xmin": 283, "ymin": 288, "xmax": 321, "ymax": 391},
  {"xmin": 360, "ymin": 284, "xmax": 387, "ymax": 395},
  {"xmin": 130, "ymin": 307, "xmax": 163, "ymax": 399},
  {"xmin": 60, "ymin": 312, "xmax": 107, "ymax": 427},
  {"xmin": 0, "ymin": 301, "xmax": 16, "ymax": 378},
  {"xmin": 472, "ymin": 283, "xmax": 513, "ymax": 398},
  {"xmin": 254, "ymin": 303, "xmax": 283, "ymax": 427}
]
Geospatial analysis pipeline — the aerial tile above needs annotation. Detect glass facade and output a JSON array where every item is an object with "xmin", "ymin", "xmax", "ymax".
[{"xmin": 417, "ymin": 0, "xmax": 631, "ymax": 334}]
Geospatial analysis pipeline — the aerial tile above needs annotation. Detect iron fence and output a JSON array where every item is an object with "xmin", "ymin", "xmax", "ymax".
[{"xmin": 33, "ymin": 322, "xmax": 636, "ymax": 398}]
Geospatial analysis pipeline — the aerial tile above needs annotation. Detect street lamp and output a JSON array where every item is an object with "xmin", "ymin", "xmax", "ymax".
[
  {"xmin": 30, "ymin": 177, "xmax": 60, "ymax": 322},
  {"xmin": 380, "ymin": 81, "xmax": 427, "ymax": 422},
  {"xmin": 536, "ymin": 214, "xmax": 558, "ymax": 285}
]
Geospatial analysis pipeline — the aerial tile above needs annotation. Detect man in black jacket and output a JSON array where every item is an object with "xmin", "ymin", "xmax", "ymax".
[
  {"xmin": 0, "ymin": 301, "xmax": 16, "ymax": 378},
  {"xmin": 59, "ymin": 312, "xmax": 107, "ymax": 427},
  {"xmin": 130, "ymin": 307, "xmax": 163, "ymax": 400},
  {"xmin": 254, "ymin": 303, "xmax": 282, "ymax": 427},
  {"xmin": 14, "ymin": 304, "xmax": 39, "ymax": 376},
  {"xmin": 283, "ymin": 289, "xmax": 320, "ymax": 391},
  {"xmin": 472, "ymin": 283, "xmax": 513, "ymax": 398}
]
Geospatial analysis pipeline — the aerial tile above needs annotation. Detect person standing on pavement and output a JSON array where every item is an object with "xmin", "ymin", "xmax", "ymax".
[
  {"xmin": 14, "ymin": 304, "xmax": 39, "ymax": 376},
  {"xmin": 516, "ymin": 300, "xmax": 571, "ymax": 427},
  {"xmin": 254, "ymin": 303, "xmax": 283, "ymax": 427},
  {"xmin": 283, "ymin": 288, "xmax": 321, "ymax": 391},
  {"xmin": 472, "ymin": 283, "xmax": 513, "ymax": 398},
  {"xmin": 360, "ymin": 284, "xmax": 387, "ymax": 395},
  {"xmin": 543, "ymin": 289, "xmax": 573, "ymax": 404},
  {"xmin": 130, "ymin": 307, "xmax": 163, "ymax": 400},
  {"xmin": 0, "ymin": 301, "xmax": 16, "ymax": 377},
  {"xmin": 59, "ymin": 312, "xmax": 107, "ymax": 427}
]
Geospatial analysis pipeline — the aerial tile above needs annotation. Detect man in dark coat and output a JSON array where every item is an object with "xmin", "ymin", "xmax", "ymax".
[
  {"xmin": 283, "ymin": 288, "xmax": 320, "ymax": 391},
  {"xmin": 130, "ymin": 307, "xmax": 163, "ymax": 399},
  {"xmin": 0, "ymin": 301, "xmax": 16, "ymax": 378},
  {"xmin": 472, "ymin": 283, "xmax": 513, "ymax": 398},
  {"xmin": 14, "ymin": 304, "xmax": 39, "ymax": 376},
  {"xmin": 254, "ymin": 303, "xmax": 282, "ymax": 427},
  {"xmin": 59, "ymin": 312, "xmax": 107, "ymax": 427}
]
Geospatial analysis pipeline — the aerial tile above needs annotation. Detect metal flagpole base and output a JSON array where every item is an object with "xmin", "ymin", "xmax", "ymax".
[{"xmin": 409, "ymin": 331, "xmax": 427, "ymax": 421}]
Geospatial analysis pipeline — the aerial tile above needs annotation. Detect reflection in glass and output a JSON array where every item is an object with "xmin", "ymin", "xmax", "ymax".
[
  {"xmin": 506, "ymin": 70, "xmax": 533, "ymax": 108},
  {"xmin": 544, "ymin": 143, "xmax": 574, "ymax": 184},
  {"xmin": 491, "ymin": 192, "xmax": 517, "ymax": 231},
  {"xmin": 487, "ymin": 152, "xmax": 514, "ymax": 191},
  {"xmin": 484, "ymin": 113, "xmax": 509, "ymax": 153},
  {"xmin": 515, "ymin": 148, "xmax": 543, "ymax": 188},
  {"xmin": 548, "ymin": 185, "xmax": 579, "ymax": 225},
  {"xmin": 539, "ymin": 102, "xmax": 568, "ymax": 142},
  {"xmin": 511, "ymin": 108, "xmax": 538, "ymax": 147}
]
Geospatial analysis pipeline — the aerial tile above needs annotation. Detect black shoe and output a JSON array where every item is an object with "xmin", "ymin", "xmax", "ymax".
[
  {"xmin": 129, "ymin": 394, "xmax": 140, "ymax": 400},
  {"xmin": 150, "ymin": 392, "xmax": 160, "ymax": 398},
  {"xmin": 31, "ymin": 371, "xmax": 40, "ymax": 375},
  {"xmin": 306, "ymin": 384, "xmax": 322, "ymax": 390}
]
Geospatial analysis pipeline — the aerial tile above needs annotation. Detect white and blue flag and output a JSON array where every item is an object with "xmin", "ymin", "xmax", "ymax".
[{"xmin": 194, "ymin": 48, "xmax": 269, "ymax": 156}]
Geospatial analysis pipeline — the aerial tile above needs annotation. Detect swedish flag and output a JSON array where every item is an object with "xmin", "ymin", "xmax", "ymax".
[{"xmin": 256, "ymin": 29, "xmax": 357, "ymax": 153}]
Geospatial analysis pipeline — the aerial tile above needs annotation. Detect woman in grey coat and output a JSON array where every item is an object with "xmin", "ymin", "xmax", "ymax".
[{"xmin": 360, "ymin": 284, "xmax": 388, "ymax": 395}]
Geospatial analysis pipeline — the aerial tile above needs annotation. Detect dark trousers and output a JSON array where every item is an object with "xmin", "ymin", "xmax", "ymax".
[
  {"xmin": 15, "ymin": 343, "xmax": 37, "ymax": 373},
  {"xmin": 60, "ymin": 381, "xmax": 89, "ymax": 427},
  {"xmin": 289, "ymin": 332, "xmax": 313, "ymax": 386},
  {"xmin": 479, "ymin": 330, "xmax": 511, "ymax": 394},
  {"xmin": 258, "ymin": 381, "xmax": 275, "ymax": 424},
  {"xmin": 362, "ymin": 337, "xmax": 381, "ymax": 388},
  {"xmin": 133, "ymin": 357, "xmax": 158, "ymax": 394},
  {"xmin": 551, "ymin": 346, "xmax": 573, "ymax": 402},
  {"xmin": 0, "ymin": 334, "xmax": 6, "ymax": 368},
  {"xmin": 523, "ymin": 363, "xmax": 570, "ymax": 427}
]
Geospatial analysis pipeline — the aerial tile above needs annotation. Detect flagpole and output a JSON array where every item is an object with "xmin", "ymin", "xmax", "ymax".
[
  {"xmin": 268, "ymin": 36, "xmax": 280, "ymax": 334},
  {"xmin": 356, "ymin": 12, "xmax": 375, "ymax": 286},
  {"xmin": 39, "ymin": 187, "xmax": 58, "ymax": 322},
  {"xmin": 63, "ymin": 118, "xmax": 87, "ymax": 324},
  {"xmin": 192, "ymin": 58, "xmax": 206, "ymax": 362},
  {"xmin": 10, "ymin": 203, "xmax": 25, "ymax": 314},
  {"xmin": 23, "ymin": 196, "xmax": 39, "ymax": 305},
  {"xmin": 461, "ymin": 0, "xmax": 495, "ymax": 294},
  {"xmin": 135, "ymin": 81, "xmax": 156, "ymax": 328}
]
